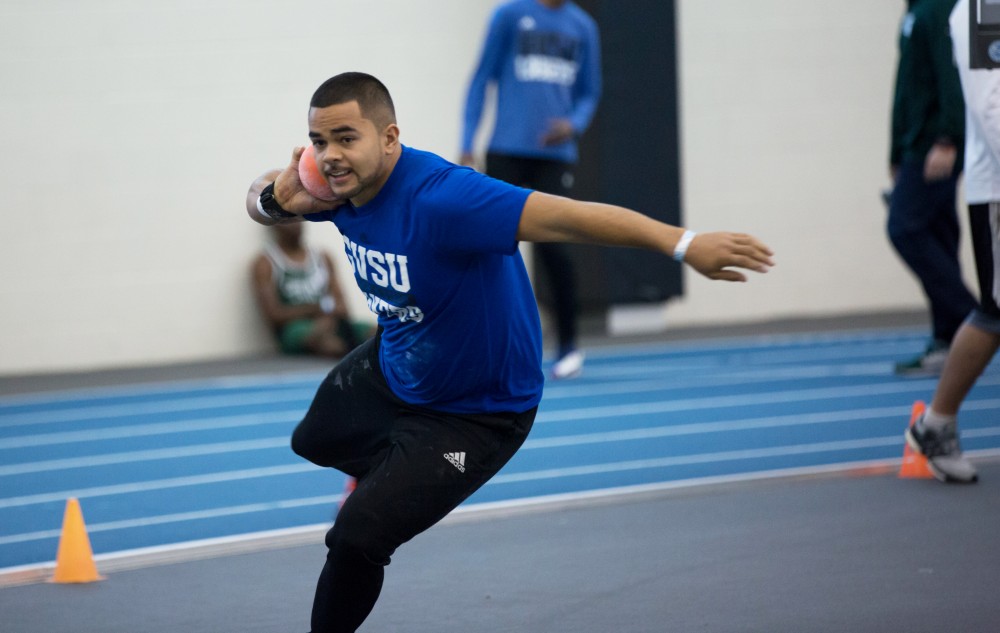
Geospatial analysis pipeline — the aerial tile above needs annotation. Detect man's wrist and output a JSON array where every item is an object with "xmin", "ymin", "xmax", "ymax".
[
  {"xmin": 673, "ymin": 230, "xmax": 697, "ymax": 263},
  {"xmin": 257, "ymin": 183, "xmax": 296, "ymax": 221}
]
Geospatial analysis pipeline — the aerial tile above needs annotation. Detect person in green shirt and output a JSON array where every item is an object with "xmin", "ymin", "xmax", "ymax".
[
  {"xmin": 887, "ymin": 0, "xmax": 977, "ymax": 375},
  {"xmin": 251, "ymin": 196, "xmax": 363, "ymax": 358}
]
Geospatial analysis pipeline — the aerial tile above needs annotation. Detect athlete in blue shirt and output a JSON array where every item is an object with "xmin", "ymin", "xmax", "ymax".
[
  {"xmin": 247, "ymin": 72, "xmax": 773, "ymax": 633},
  {"xmin": 461, "ymin": 0, "xmax": 602, "ymax": 379}
]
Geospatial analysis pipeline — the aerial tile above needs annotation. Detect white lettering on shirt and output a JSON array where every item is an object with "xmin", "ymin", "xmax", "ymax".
[
  {"xmin": 342, "ymin": 236, "xmax": 420, "ymax": 322},
  {"xmin": 342, "ymin": 236, "xmax": 411, "ymax": 292},
  {"xmin": 365, "ymin": 292, "xmax": 424, "ymax": 323},
  {"xmin": 514, "ymin": 54, "xmax": 579, "ymax": 86}
]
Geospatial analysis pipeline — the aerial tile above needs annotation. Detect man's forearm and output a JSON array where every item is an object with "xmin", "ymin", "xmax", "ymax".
[{"xmin": 517, "ymin": 192, "xmax": 684, "ymax": 256}]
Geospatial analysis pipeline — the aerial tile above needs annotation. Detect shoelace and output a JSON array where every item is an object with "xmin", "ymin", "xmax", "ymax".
[{"xmin": 924, "ymin": 424, "xmax": 961, "ymax": 458}]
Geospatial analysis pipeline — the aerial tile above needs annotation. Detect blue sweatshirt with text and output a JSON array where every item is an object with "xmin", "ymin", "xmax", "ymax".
[{"xmin": 462, "ymin": 0, "xmax": 601, "ymax": 164}]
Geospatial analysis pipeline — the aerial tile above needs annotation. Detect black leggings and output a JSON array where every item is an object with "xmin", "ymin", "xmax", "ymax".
[
  {"xmin": 887, "ymin": 160, "xmax": 976, "ymax": 342},
  {"xmin": 291, "ymin": 333, "xmax": 536, "ymax": 633}
]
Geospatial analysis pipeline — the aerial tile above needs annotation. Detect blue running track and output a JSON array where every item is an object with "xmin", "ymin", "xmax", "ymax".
[{"xmin": 2, "ymin": 328, "xmax": 998, "ymax": 571}]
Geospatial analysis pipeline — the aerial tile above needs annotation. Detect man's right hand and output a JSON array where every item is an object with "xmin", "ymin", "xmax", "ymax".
[
  {"xmin": 274, "ymin": 147, "xmax": 345, "ymax": 214},
  {"xmin": 923, "ymin": 142, "xmax": 957, "ymax": 182}
]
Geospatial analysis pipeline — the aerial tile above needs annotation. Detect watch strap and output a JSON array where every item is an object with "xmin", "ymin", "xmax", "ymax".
[{"xmin": 257, "ymin": 183, "xmax": 296, "ymax": 221}]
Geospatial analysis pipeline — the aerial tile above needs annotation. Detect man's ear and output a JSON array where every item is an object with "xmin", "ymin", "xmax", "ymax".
[{"xmin": 383, "ymin": 123, "xmax": 400, "ymax": 153}]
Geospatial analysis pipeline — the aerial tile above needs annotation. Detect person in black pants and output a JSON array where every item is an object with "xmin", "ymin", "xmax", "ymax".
[
  {"xmin": 887, "ymin": 0, "xmax": 976, "ymax": 375},
  {"xmin": 461, "ymin": 0, "xmax": 602, "ymax": 379},
  {"xmin": 486, "ymin": 154, "xmax": 582, "ymax": 377}
]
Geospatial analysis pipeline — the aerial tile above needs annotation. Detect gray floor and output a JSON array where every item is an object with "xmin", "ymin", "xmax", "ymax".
[{"xmin": 3, "ymin": 461, "xmax": 998, "ymax": 633}]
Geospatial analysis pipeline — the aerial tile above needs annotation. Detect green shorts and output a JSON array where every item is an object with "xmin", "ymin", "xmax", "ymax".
[{"xmin": 278, "ymin": 319, "xmax": 315, "ymax": 354}]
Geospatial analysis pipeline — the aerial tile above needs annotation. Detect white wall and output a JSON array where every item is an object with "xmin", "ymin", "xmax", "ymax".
[
  {"xmin": 0, "ymin": 0, "xmax": 497, "ymax": 374},
  {"xmin": 658, "ymin": 0, "xmax": 953, "ymax": 330},
  {"xmin": 0, "ymin": 1, "xmax": 965, "ymax": 374}
]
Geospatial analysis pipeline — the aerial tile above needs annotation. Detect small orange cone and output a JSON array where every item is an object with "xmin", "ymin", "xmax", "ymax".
[
  {"xmin": 51, "ymin": 498, "xmax": 104, "ymax": 583},
  {"xmin": 899, "ymin": 401, "xmax": 934, "ymax": 479}
]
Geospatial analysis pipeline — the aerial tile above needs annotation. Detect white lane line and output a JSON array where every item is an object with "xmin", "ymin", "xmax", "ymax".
[
  {"xmin": 0, "ymin": 463, "xmax": 318, "ymax": 509},
  {"xmin": 524, "ymin": 407, "xmax": 906, "ymax": 449},
  {"xmin": 492, "ymin": 437, "xmax": 908, "ymax": 484},
  {"xmin": 0, "ymin": 410, "xmax": 298, "ymax": 449},
  {"xmin": 542, "ymin": 362, "xmax": 919, "ymax": 398},
  {"xmin": 536, "ymin": 386, "xmax": 1000, "ymax": 423},
  {"xmin": 571, "ymin": 341, "xmax": 926, "ymax": 374},
  {"xmin": 0, "ymin": 389, "xmax": 314, "ymax": 428},
  {"xmin": 0, "ymin": 372, "xmax": 325, "ymax": 407},
  {"xmin": 0, "ymin": 495, "xmax": 341, "ymax": 546},
  {"xmin": 0, "ymin": 437, "xmax": 292, "ymax": 476},
  {"xmin": 575, "ymin": 328, "xmax": 927, "ymax": 360}
]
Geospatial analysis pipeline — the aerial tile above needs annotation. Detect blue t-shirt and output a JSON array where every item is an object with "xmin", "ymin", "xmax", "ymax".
[
  {"xmin": 462, "ymin": 0, "xmax": 602, "ymax": 163},
  {"xmin": 306, "ymin": 146, "xmax": 544, "ymax": 414}
]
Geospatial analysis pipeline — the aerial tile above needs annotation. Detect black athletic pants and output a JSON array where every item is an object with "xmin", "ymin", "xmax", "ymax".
[
  {"xmin": 486, "ymin": 152, "xmax": 579, "ymax": 355},
  {"xmin": 887, "ymin": 159, "xmax": 976, "ymax": 343},
  {"xmin": 291, "ymin": 332, "xmax": 536, "ymax": 633}
]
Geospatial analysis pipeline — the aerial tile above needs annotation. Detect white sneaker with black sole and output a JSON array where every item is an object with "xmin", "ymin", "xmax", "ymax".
[{"xmin": 905, "ymin": 415, "xmax": 978, "ymax": 483}]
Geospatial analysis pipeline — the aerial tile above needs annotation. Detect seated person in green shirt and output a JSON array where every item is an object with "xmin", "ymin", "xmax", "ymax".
[{"xmin": 252, "ymin": 197, "xmax": 364, "ymax": 357}]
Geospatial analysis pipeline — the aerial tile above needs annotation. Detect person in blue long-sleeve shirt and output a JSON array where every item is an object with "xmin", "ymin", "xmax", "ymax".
[{"xmin": 461, "ymin": 0, "xmax": 601, "ymax": 379}]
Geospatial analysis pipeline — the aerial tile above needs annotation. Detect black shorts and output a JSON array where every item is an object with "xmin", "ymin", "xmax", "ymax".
[
  {"xmin": 291, "ymin": 331, "xmax": 536, "ymax": 562},
  {"xmin": 969, "ymin": 203, "xmax": 1000, "ymax": 327}
]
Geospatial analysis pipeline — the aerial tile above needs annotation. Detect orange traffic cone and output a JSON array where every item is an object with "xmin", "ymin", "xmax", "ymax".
[
  {"xmin": 51, "ymin": 498, "xmax": 104, "ymax": 583},
  {"xmin": 899, "ymin": 401, "xmax": 934, "ymax": 479}
]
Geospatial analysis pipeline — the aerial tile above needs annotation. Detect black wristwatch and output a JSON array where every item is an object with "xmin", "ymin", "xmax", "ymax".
[{"xmin": 257, "ymin": 183, "xmax": 296, "ymax": 221}]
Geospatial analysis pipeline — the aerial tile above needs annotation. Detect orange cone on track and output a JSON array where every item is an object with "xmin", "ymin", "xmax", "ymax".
[
  {"xmin": 51, "ymin": 498, "xmax": 104, "ymax": 583},
  {"xmin": 899, "ymin": 401, "xmax": 934, "ymax": 479}
]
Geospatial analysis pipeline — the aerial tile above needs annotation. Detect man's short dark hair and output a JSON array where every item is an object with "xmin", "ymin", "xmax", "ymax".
[{"xmin": 311, "ymin": 72, "xmax": 396, "ymax": 128}]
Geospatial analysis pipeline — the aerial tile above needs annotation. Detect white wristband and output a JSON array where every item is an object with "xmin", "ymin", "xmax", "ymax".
[
  {"xmin": 256, "ymin": 196, "xmax": 274, "ymax": 222},
  {"xmin": 673, "ymin": 230, "xmax": 697, "ymax": 262}
]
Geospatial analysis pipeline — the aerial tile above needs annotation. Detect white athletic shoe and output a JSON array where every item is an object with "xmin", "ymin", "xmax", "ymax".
[
  {"xmin": 894, "ymin": 340, "xmax": 949, "ymax": 376},
  {"xmin": 551, "ymin": 350, "xmax": 585, "ymax": 380},
  {"xmin": 905, "ymin": 415, "xmax": 979, "ymax": 483}
]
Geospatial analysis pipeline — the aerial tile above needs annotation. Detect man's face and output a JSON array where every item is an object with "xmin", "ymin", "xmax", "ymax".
[{"xmin": 307, "ymin": 100, "xmax": 397, "ymax": 206}]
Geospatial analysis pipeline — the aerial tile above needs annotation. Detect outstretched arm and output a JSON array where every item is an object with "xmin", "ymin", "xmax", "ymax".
[{"xmin": 516, "ymin": 191, "xmax": 773, "ymax": 282}]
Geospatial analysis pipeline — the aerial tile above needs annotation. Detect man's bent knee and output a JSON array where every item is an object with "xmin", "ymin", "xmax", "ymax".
[
  {"xmin": 326, "ymin": 505, "xmax": 395, "ymax": 567},
  {"xmin": 291, "ymin": 415, "xmax": 336, "ymax": 466}
]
